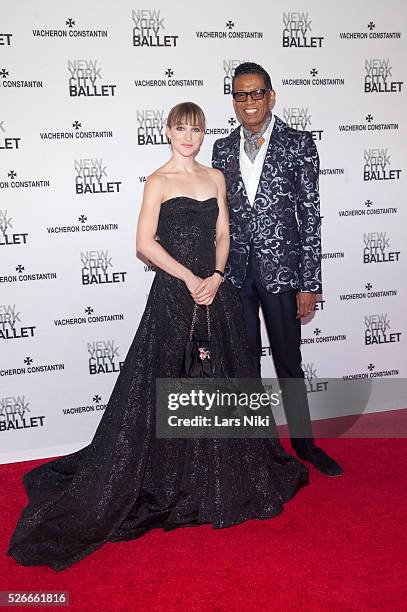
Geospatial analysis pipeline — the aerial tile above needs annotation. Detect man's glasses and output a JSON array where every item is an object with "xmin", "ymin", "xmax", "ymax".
[{"xmin": 232, "ymin": 88, "xmax": 270, "ymax": 102}]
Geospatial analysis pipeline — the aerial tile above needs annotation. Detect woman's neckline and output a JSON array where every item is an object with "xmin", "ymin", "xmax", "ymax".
[{"xmin": 160, "ymin": 196, "xmax": 218, "ymax": 206}]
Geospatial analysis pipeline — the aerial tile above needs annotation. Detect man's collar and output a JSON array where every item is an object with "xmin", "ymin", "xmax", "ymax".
[
  {"xmin": 239, "ymin": 113, "xmax": 275, "ymax": 142},
  {"xmin": 241, "ymin": 112, "xmax": 273, "ymax": 140},
  {"xmin": 227, "ymin": 116, "xmax": 285, "ymax": 150}
]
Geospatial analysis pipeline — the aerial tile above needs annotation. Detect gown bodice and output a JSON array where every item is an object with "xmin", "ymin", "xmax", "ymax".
[{"xmin": 156, "ymin": 196, "xmax": 218, "ymax": 277}]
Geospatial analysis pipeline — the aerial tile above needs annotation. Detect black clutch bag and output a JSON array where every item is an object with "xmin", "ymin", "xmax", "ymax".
[{"xmin": 180, "ymin": 304, "xmax": 215, "ymax": 379}]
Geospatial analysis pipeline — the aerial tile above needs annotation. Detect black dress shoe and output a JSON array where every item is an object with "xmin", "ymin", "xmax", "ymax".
[{"xmin": 295, "ymin": 446, "xmax": 344, "ymax": 477}]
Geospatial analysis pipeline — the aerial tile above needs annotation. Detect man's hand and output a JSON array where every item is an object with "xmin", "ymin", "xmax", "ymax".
[{"xmin": 296, "ymin": 292, "xmax": 317, "ymax": 318}]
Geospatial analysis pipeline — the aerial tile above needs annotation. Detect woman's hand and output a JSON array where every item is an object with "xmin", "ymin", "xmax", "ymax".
[
  {"xmin": 184, "ymin": 272, "xmax": 203, "ymax": 295},
  {"xmin": 191, "ymin": 274, "xmax": 223, "ymax": 305}
]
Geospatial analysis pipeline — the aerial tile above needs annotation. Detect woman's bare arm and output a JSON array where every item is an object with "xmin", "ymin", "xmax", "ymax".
[
  {"xmin": 136, "ymin": 175, "xmax": 200, "ymax": 292},
  {"xmin": 213, "ymin": 169, "xmax": 230, "ymax": 273},
  {"xmin": 192, "ymin": 170, "xmax": 229, "ymax": 305}
]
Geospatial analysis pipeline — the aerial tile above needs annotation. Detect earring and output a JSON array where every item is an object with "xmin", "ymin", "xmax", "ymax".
[{"xmin": 168, "ymin": 138, "xmax": 171, "ymax": 144}]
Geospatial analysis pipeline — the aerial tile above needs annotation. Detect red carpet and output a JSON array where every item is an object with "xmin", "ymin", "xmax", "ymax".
[{"xmin": 1, "ymin": 437, "xmax": 406, "ymax": 611}]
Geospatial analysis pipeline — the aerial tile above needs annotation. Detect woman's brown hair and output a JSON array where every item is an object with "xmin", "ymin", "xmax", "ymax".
[{"xmin": 166, "ymin": 102, "xmax": 206, "ymax": 131}]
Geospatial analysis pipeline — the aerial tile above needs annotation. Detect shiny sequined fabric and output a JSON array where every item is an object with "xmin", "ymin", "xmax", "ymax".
[{"xmin": 7, "ymin": 197, "xmax": 308, "ymax": 571}]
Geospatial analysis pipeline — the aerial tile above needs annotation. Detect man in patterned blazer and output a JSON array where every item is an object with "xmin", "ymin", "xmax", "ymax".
[{"xmin": 212, "ymin": 62, "xmax": 343, "ymax": 476}]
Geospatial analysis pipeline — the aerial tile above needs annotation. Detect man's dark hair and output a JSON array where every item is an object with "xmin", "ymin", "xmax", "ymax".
[{"xmin": 232, "ymin": 62, "xmax": 273, "ymax": 92}]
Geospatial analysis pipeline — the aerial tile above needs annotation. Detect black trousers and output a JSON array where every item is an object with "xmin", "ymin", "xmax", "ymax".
[{"xmin": 239, "ymin": 247, "xmax": 315, "ymax": 453}]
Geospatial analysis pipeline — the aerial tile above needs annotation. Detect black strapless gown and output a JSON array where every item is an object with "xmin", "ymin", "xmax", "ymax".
[{"xmin": 7, "ymin": 197, "xmax": 308, "ymax": 571}]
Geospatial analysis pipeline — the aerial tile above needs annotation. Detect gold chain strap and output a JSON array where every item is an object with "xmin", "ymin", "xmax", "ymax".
[
  {"xmin": 206, "ymin": 305, "xmax": 211, "ymax": 339},
  {"xmin": 189, "ymin": 304, "xmax": 211, "ymax": 341}
]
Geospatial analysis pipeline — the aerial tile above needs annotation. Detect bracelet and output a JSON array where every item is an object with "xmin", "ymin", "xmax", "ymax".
[{"xmin": 213, "ymin": 269, "xmax": 225, "ymax": 281}]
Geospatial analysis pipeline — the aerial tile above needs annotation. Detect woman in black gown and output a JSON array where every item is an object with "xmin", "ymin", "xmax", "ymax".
[{"xmin": 7, "ymin": 102, "xmax": 308, "ymax": 572}]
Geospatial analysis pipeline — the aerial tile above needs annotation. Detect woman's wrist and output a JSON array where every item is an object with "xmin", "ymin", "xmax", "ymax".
[
  {"xmin": 212, "ymin": 271, "xmax": 224, "ymax": 284},
  {"xmin": 182, "ymin": 269, "xmax": 194, "ymax": 284}
]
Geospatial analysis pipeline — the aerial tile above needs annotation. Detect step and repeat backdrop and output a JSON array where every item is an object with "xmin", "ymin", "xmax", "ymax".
[{"xmin": 1, "ymin": 0, "xmax": 406, "ymax": 462}]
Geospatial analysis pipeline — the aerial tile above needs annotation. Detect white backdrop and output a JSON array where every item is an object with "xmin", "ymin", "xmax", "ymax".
[{"xmin": 1, "ymin": 0, "xmax": 406, "ymax": 463}]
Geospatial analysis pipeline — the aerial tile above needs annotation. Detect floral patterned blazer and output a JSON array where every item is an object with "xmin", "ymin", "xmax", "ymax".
[{"xmin": 212, "ymin": 116, "xmax": 322, "ymax": 294}]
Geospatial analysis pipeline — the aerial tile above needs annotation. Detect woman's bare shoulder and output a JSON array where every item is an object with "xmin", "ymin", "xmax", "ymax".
[
  {"xmin": 143, "ymin": 169, "xmax": 169, "ymax": 202},
  {"xmin": 197, "ymin": 163, "xmax": 224, "ymax": 181},
  {"xmin": 147, "ymin": 162, "xmax": 172, "ymax": 180},
  {"xmin": 205, "ymin": 166, "xmax": 225, "ymax": 189}
]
